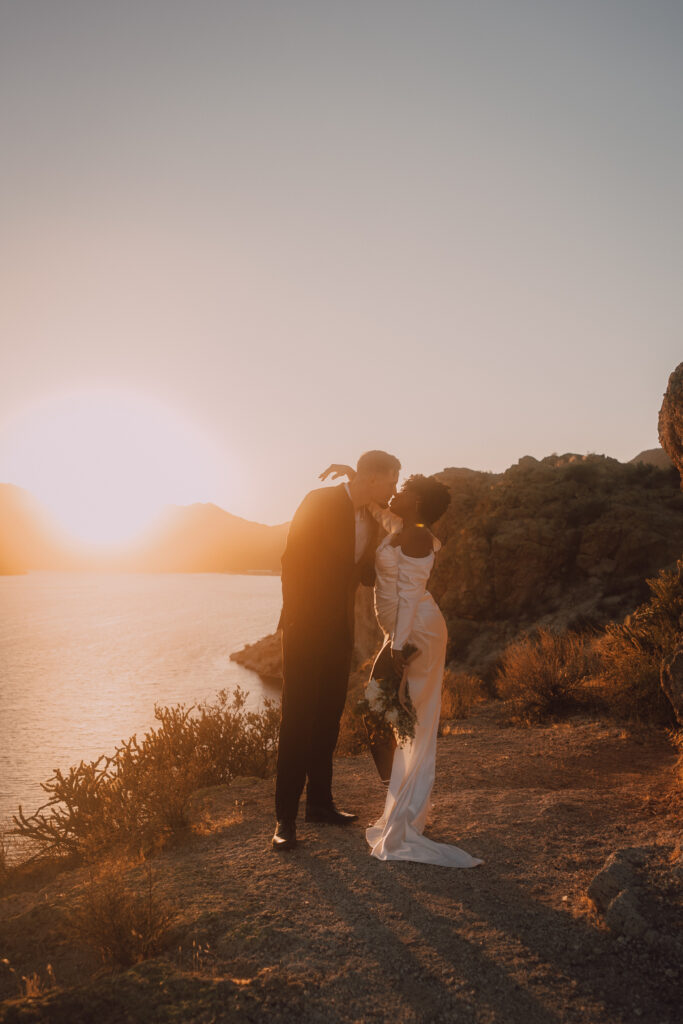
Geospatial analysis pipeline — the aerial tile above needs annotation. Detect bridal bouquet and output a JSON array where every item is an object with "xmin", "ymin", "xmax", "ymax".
[{"xmin": 357, "ymin": 643, "xmax": 418, "ymax": 745}]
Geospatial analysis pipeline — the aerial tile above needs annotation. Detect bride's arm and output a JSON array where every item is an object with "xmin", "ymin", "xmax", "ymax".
[
  {"xmin": 367, "ymin": 500, "xmax": 403, "ymax": 534},
  {"xmin": 319, "ymin": 463, "xmax": 355, "ymax": 481},
  {"xmin": 317, "ymin": 464, "xmax": 404, "ymax": 533}
]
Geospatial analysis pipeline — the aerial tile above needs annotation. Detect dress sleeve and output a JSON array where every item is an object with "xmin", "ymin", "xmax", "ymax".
[
  {"xmin": 367, "ymin": 501, "xmax": 403, "ymax": 535},
  {"xmin": 392, "ymin": 551, "xmax": 434, "ymax": 650}
]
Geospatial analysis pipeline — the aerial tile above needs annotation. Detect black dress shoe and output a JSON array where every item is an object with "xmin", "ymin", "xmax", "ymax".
[
  {"xmin": 304, "ymin": 804, "xmax": 358, "ymax": 825},
  {"xmin": 272, "ymin": 819, "xmax": 297, "ymax": 850}
]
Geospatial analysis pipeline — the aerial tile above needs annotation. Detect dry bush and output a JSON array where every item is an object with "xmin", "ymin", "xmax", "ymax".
[
  {"xmin": 590, "ymin": 559, "xmax": 683, "ymax": 727},
  {"xmin": 12, "ymin": 686, "xmax": 280, "ymax": 862},
  {"xmin": 439, "ymin": 671, "xmax": 485, "ymax": 728},
  {"xmin": 617, "ymin": 558, "xmax": 683, "ymax": 660},
  {"xmin": 65, "ymin": 859, "xmax": 172, "ymax": 967},
  {"xmin": 592, "ymin": 628, "xmax": 676, "ymax": 727},
  {"xmin": 495, "ymin": 628, "xmax": 593, "ymax": 721}
]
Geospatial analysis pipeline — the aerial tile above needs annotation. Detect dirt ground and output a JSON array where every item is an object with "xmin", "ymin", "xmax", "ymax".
[{"xmin": 1, "ymin": 703, "xmax": 681, "ymax": 1024}]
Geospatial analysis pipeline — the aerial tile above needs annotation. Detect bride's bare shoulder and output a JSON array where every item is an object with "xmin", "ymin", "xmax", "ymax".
[{"xmin": 397, "ymin": 525, "xmax": 434, "ymax": 557}]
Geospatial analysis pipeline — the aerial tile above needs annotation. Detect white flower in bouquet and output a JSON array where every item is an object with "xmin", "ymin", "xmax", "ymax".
[{"xmin": 364, "ymin": 676, "xmax": 382, "ymax": 710}]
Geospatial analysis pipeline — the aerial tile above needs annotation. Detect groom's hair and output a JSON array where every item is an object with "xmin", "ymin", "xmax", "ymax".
[{"xmin": 356, "ymin": 450, "xmax": 401, "ymax": 477}]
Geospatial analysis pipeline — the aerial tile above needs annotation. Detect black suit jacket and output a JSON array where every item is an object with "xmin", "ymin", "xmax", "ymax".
[{"xmin": 278, "ymin": 484, "xmax": 378, "ymax": 644}]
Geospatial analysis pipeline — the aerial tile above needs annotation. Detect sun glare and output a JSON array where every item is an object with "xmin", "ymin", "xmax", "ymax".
[{"xmin": 0, "ymin": 389, "xmax": 230, "ymax": 546}]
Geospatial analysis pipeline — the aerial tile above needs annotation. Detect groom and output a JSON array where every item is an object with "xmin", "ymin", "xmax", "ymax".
[{"xmin": 273, "ymin": 450, "xmax": 401, "ymax": 850}]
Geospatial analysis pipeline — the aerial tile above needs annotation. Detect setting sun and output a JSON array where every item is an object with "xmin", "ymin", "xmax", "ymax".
[{"xmin": 0, "ymin": 389, "xmax": 229, "ymax": 546}]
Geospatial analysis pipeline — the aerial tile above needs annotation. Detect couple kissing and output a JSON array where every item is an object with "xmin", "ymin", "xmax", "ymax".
[{"xmin": 273, "ymin": 449, "xmax": 483, "ymax": 868}]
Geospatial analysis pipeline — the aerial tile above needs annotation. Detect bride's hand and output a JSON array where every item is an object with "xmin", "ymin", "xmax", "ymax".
[{"xmin": 319, "ymin": 463, "xmax": 356, "ymax": 481}]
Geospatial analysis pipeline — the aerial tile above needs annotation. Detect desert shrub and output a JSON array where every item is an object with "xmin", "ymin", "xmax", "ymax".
[
  {"xmin": 439, "ymin": 671, "xmax": 485, "ymax": 727},
  {"xmin": 592, "ymin": 630, "xmax": 671, "ymax": 725},
  {"xmin": 65, "ymin": 859, "xmax": 172, "ymax": 967},
  {"xmin": 562, "ymin": 460, "xmax": 603, "ymax": 488},
  {"xmin": 617, "ymin": 559, "xmax": 683, "ymax": 659},
  {"xmin": 12, "ymin": 687, "xmax": 280, "ymax": 861},
  {"xmin": 592, "ymin": 559, "xmax": 683, "ymax": 727},
  {"xmin": 495, "ymin": 628, "xmax": 593, "ymax": 721}
]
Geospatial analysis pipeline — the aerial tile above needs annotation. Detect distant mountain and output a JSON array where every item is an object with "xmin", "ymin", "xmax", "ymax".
[
  {"xmin": 0, "ymin": 484, "xmax": 75, "ymax": 573},
  {"xmin": 118, "ymin": 503, "xmax": 289, "ymax": 573},
  {"xmin": 0, "ymin": 485, "xmax": 289, "ymax": 574},
  {"xmin": 630, "ymin": 447, "xmax": 673, "ymax": 469}
]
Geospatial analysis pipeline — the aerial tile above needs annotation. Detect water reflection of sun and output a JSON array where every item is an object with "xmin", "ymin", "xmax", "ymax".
[{"xmin": 0, "ymin": 388, "xmax": 230, "ymax": 546}]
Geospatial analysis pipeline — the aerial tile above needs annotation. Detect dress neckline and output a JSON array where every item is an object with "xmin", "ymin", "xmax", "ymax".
[{"xmin": 378, "ymin": 534, "xmax": 441, "ymax": 556}]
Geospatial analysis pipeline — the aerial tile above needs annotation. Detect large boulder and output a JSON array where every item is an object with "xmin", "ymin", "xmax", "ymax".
[{"xmin": 659, "ymin": 361, "xmax": 683, "ymax": 484}]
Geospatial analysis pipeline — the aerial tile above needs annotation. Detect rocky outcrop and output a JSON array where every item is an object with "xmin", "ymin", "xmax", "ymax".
[
  {"xmin": 588, "ymin": 845, "xmax": 683, "ymax": 960},
  {"xmin": 230, "ymin": 585, "xmax": 382, "ymax": 682},
  {"xmin": 230, "ymin": 633, "xmax": 283, "ymax": 684},
  {"xmin": 430, "ymin": 454, "xmax": 683, "ymax": 677},
  {"xmin": 658, "ymin": 361, "xmax": 683, "ymax": 483},
  {"xmin": 587, "ymin": 847, "xmax": 647, "ymax": 915}
]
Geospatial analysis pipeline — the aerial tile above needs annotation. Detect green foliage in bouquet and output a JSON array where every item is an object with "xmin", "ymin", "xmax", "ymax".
[{"xmin": 357, "ymin": 643, "xmax": 418, "ymax": 745}]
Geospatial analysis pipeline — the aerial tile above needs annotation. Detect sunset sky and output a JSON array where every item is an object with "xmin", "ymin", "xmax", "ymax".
[{"xmin": 1, "ymin": 1, "xmax": 681, "ymax": 538}]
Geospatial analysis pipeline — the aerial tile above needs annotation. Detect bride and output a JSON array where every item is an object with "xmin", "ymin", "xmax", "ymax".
[{"xmin": 323, "ymin": 465, "xmax": 483, "ymax": 868}]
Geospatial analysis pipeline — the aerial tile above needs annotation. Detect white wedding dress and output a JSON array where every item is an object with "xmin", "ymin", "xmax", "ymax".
[{"xmin": 365, "ymin": 507, "xmax": 484, "ymax": 868}]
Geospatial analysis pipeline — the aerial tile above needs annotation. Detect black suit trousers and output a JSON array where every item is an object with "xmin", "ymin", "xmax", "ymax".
[{"xmin": 274, "ymin": 622, "xmax": 353, "ymax": 821}]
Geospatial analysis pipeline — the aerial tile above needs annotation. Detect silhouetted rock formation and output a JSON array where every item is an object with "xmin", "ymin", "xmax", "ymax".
[{"xmin": 658, "ymin": 361, "xmax": 683, "ymax": 484}]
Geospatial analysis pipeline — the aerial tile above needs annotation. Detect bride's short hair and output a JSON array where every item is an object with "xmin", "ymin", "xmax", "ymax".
[
  {"xmin": 356, "ymin": 450, "xmax": 401, "ymax": 476},
  {"xmin": 404, "ymin": 474, "xmax": 451, "ymax": 526}
]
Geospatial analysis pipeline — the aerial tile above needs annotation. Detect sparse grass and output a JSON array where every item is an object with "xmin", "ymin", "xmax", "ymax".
[
  {"xmin": 0, "ymin": 959, "xmax": 57, "ymax": 1000},
  {"xmin": 64, "ymin": 858, "xmax": 172, "ymax": 967},
  {"xmin": 11, "ymin": 686, "xmax": 280, "ymax": 864},
  {"xmin": 495, "ymin": 628, "xmax": 593, "ymax": 722},
  {"xmin": 439, "ymin": 671, "xmax": 485, "ymax": 732}
]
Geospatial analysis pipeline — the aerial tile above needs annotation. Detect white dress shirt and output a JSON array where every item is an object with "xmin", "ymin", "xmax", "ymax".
[{"xmin": 344, "ymin": 483, "xmax": 371, "ymax": 563}]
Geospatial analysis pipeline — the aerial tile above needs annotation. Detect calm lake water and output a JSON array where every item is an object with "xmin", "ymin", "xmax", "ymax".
[{"xmin": 0, "ymin": 571, "xmax": 282, "ymax": 829}]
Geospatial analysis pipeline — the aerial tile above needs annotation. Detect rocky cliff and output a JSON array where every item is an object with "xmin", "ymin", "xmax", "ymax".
[
  {"xmin": 659, "ymin": 361, "xmax": 683, "ymax": 483},
  {"xmin": 431, "ymin": 454, "xmax": 683, "ymax": 677}
]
